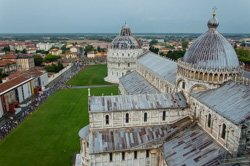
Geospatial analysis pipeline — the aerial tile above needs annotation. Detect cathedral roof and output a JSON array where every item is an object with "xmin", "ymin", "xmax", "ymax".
[
  {"xmin": 192, "ymin": 81, "xmax": 250, "ymax": 125},
  {"xmin": 163, "ymin": 125, "xmax": 226, "ymax": 166},
  {"xmin": 89, "ymin": 93, "xmax": 186, "ymax": 113},
  {"xmin": 111, "ymin": 23, "xmax": 141, "ymax": 49},
  {"xmin": 138, "ymin": 52, "xmax": 177, "ymax": 85},
  {"xmin": 183, "ymin": 13, "xmax": 240, "ymax": 70},
  {"xmin": 119, "ymin": 71, "xmax": 160, "ymax": 95},
  {"xmin": 88, "ymin": 117, "xmax": 192, "ymax": 154}
]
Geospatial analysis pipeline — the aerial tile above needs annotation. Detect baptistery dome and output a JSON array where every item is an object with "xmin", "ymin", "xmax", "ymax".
[
  {"xmin": 183, "ymin": 13, "xmax": 240, "ymax": 70},
  {"xmin": 111, "ymin": 23, "xmax": 141, "ymax": 49}
]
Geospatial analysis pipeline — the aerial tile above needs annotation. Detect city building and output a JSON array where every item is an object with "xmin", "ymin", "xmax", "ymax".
[
  {"xmin": 104, "ymin": 23, "xmax": 143, "ymax": 83},
  {"xmin": 0, "ymin": 60, "xmax": 17, "ymax": 74},
  {"xmin": 77, "ymin": 12, "xmax": 250, "ymax": 166},
  {"xmin": 49, "ymin": 48, "xmax": 62, "ymax": 56},
  {"xmin": 0, "ymin": 69, "xmax": 48, "ymax": 117}
]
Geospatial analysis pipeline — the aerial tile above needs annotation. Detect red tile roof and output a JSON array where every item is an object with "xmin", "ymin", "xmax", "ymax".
[{"xmin": 0, "ymin": 74, "xmax": 32, "ymax": 95}]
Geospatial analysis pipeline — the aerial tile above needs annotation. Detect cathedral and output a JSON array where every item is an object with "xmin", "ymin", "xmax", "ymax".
[{"xmin": 77, "ymin": 12, "xmax": 250, "ymax": 166}]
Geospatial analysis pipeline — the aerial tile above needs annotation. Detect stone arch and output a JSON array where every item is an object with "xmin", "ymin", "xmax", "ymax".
[
  {"xmin": 177, "ymin": 79, "xmax": 186, "ymax": 90},
  {"xmin": 214, "ymin": 73, "xmax": 219, "ymax": 82},
  {"xmin": 209, "ymin": 73, "xmax": 213, "ymax": 81},
  {"xmin": 219, "ymin": 73, "xmax": 223, "ymax": 82},
  {"xmin": 195, "ymin": 71, "xmax": 199, "ymax": 79},
  {"xmin": 190, "ymin": 84, "xmax": 208, "ymax": 94}
]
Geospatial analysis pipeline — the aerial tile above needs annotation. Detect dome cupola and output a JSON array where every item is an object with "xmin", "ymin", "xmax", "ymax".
[
  {"xmin": 111, "ymin": 23, "xmax": 141, "ymax": 49},
  {"xmin": 183, "ymin": 11, "xmax": 240, "ymax": 70}
]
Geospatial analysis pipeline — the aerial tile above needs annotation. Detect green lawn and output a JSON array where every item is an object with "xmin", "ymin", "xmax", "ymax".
[
  {"xmin": 67, "ymin": 64, "xmax": 113, "ymax": 86},
  {"xmin": 0, "ymin": 86, "xmax": 118, "ymax": 166}
]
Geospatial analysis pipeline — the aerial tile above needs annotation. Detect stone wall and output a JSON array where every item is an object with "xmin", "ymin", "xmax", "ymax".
[
  {"xmin": 89, "ymin": 108, "xmax": 189, "ymax": 130},
  {"xmin": 191, "ymin": 97, "xmax": 242, "ymax": 154}
]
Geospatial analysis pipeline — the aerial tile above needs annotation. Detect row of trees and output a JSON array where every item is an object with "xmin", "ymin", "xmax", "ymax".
[
  {"xmin": 236, "ymin": 48, "xmax": 250, "ymax": 64},
  {"xmin": 34, "ymin": 54, "xmax": 60, "ymax": 66},
  {"xmin": 44, "ymin": 63, "xmax": 64, "ymax": 73}
]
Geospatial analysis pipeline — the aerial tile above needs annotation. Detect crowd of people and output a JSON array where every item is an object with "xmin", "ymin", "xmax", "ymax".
[{"xmin": 0, "ymin": 62, "xmax": 83, "ymax": 140}]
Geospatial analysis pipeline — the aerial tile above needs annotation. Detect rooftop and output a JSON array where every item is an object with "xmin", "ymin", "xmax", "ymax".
[
  {"xmin": 89, "ymin": 92, "xmax": 187, "ymax": 113},
  {"xmin": 192, "ymin": 81, "xmax": 250, "ymax": 125},
  {"xmin": 183, "ymin": 14, "xmax": 240, "ymax": 70},
  {"xmin": 89, "ymin": 117, "xmax": 192, "ymax": 154},
  {"xmin": 138, "ymin": 52, "xmax": 177, "ymax": 85},
  {"xmin": 119, "ymin": 71, "xmax": 159, "ymax": 95},
  {"xmin": 163, "ymin": 125, "xmax": 226, "ymax": 166}
]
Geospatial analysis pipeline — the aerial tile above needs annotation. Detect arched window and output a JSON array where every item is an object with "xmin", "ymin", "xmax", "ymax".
[
  {"xmin": 125, "ymin": 113, "xmax": 129, "ymax": 123},
  {"xmin": 221, "ymin": 123, "xmax": 226, "ymax": 139},
  {"xmin": 122, "ymin": 152, "xmax": 125, "ymax": 160},
  {"xmin": 105, "ymin": 115, "xmax": 109, "ymax": 125},
  {"xmin": 162, "ymin": 111, "xmax": 166, "ymax": 121},
  {"xmin": 208, "ymin": 114, "xmax": 211, "ymax": 128},
  {"xmin": 182, "ymin": 82, "xmax": 185, "ymax": 89},
  {"xmin": 144, "ymin": 112, "xmax": 147, "ymax": 122},
  {"xmin": 128, "ymin": 53, "xmax": 130, "ymax": 56}
]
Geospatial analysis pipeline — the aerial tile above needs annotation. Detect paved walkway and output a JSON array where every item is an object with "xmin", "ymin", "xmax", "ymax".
[{"xmin": 70, "ymin": 84, "xmax": 117, "ymax": 89}]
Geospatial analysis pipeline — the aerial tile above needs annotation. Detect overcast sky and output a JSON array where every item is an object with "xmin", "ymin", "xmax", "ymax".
[{"xmin": 0, "ymin": 0, "xmax": 249, "ymax": 33}]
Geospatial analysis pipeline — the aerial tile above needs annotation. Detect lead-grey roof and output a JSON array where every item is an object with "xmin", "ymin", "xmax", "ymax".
[
  {"xmin": 119, "ymin": 71, "xmax": 159, "ymax": 95},
  {"xmin": 78, "ymin": 125, "xmax": 89, "ymax": 140},
  {"xmin": 243, "ymin": 70, "xmax": 250, "ymax": 79},
  {"xmin": 183, "ymin": 17, "xmax": 240, "ymax": 70},
  {"xmin": 89, "ymin": 92, "xmax": 187, "ymax": 113},
  {"xmin": 138, "ymin": 52, "xmax": 177, "ymax": 85},
  {"xmin": 163, "ymin": 125, "xmax": 226, "ymax": 166},
  {"xmin": 192, "ymin": 82, "xmax": 250, "ymax": 125},
  {"xmin": 89, "ymin": 117, "xmax": 192, "ymax": 154}
]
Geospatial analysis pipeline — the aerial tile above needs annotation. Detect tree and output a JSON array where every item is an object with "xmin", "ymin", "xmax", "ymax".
[
  {"xmin": 149, "ymin": 46, "xmax": 159, "ymax": 54},
  {"xmin": 84, "ymin": 45, "xmax": 94, "ymax": 55},
  {"xmin": 45, "ymin": 63, "xmax": 64, "ymax": 73},
  {"xmin": 44, "ymin": 54, "xmax": 60, "ymax": 63},
  {"xmin": 181, "ymin": 41, "xmax": 189, "ymax": 51},
  {"xmin": 34, "ymin": 55, "xmax": 43, "ymax": 66},
  {"xmin": 236, "ymin": 48, "xmax": 250, "ymax": 64},
  {"xmin": 165, "ymin": 50, "xmax": 185, "ymax": 60},
  {"xmin": 22, "ymin": 49, "xmax": 27, "ymax": 54},
  {"xmin": 61, "ymin": 45, "xmax": 70, "ymax": 54},
  {"xmin": 2, "ymin": 46, "xmax": 10, "ymax": 52},
  {"xmin": 149, "ymin": 39, "xmax": 158, "ymax": 46}
]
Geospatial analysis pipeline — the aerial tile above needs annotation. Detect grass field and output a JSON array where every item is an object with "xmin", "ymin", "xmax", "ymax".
[
  {"xmin": 67, "ymin": 64, "xmax": 112, "ymax": 86},
  {"xmin": 0, "ymin": 87, "xmax": 118, "ymax": 166}
]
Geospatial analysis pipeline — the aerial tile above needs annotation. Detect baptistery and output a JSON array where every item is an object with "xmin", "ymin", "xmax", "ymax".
[{"xmin": 105, "ymin": 23, "xmax": 143, "ymax": 83}]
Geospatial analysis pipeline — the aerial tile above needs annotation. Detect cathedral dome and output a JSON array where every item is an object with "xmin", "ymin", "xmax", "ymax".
[
  {"xmin": 111, "ymin": 23, "xmax": 141, "ymax": 49},
  {"xmin": 183, "ymin": 13, "xmax": 240, "ymax": 70}
]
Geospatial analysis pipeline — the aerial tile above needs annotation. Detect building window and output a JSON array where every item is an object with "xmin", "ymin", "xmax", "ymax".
[
  {"xmin": 221, "ymin": 123, "xmax": 226, "ymax": 139},
  {"xmin": 122, "ymin": 53, "xmax": 124, "ymax": 56},
  {"xmin": 128, "ymin": 53, "xmax": 130, "ymax": 56},
  {"xmin": 125, "ymin": 113, "xmax": 129, "ymax": 123},
  {"xmin": 134, "ymin": 151, "xmax": 137, "ymax": 159},
  {"xmin": 162, "ymin": 111, "xmax": 166, "ymax": 121},
  {"xmin": 182, "ymin": 82, "xmax": 185, "ymax": 89},
  {"xmin": 122, "ymin": 152, "xmax": 125, "ymax": 160},
  {"xmin": 105, "ymin": 115, "xmax": 109, "ymax": 125},
  {"xmin": 128, "ymin": 63, "xmax": 130, "ymax": 67},
  {"xmin": 118, "ymin": 63, "xmax": 120, "ymax": 67},
  {"xmin": 109, "ymin": 153, "xmax": 113, "ymax": 162},
  {"xmin": 146, "ymin": 150, "xmax": 150, "ymax": 158},
  {"xmin": 208, "ymin": 114, "xmax": 211, "ymax": 128},
  {"xmin": 144, "ymin": 112, "xmax": 147, "ymax": 122}
]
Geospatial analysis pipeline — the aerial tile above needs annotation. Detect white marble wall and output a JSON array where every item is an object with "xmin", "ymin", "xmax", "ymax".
[
  {"xmin": 190, "ymin": 97, "xmax": 242, "ymax": 154},
  {"xmin": 105, "ymin": 49, "xmax": 143, "ymax": 83},
  {"xmin": 89, "ymin": 149, "xmax": 160, "ymax": 166},
  {"xmin": 89, "ymin": 109, "xmax": 188, "ymax": 130}
]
